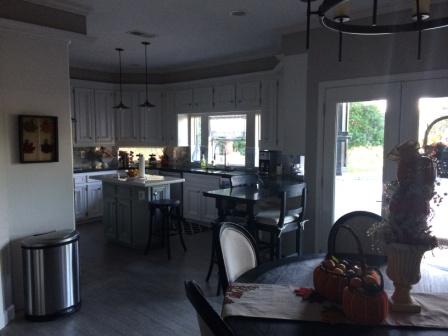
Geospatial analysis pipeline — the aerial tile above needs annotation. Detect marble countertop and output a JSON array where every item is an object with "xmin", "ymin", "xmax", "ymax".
[{"xmin": 92, "ymin": 174, "xmax": 185, "ymax": 188}]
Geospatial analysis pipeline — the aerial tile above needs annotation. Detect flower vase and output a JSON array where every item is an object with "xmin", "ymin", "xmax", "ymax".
[{"xmin": 386, "ymin": 243, "xmax": 428, "ymax": 313}]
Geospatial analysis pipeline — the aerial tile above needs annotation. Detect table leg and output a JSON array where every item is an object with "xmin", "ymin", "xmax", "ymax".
[{"xmin": 205, "ymin": 198, "xmax": 226, "ymax": 282}]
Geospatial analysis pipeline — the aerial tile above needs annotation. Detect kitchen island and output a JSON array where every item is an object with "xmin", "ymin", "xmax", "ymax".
[{"xmin": 93, "ymin": 174, "xmax": 185, "ymax": 249}]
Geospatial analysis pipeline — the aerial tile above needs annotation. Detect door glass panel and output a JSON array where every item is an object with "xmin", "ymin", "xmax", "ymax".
[
  {"xmin": 190, "ymin": 116, "xmax": 202, "ymax": 162},
  {"xmin": 334, "ymin": 100, "xmax": 387, "ymax": 221},
  {"xmin": 418, "ymin": 97, "xmax": 448, "ymax": 240}
]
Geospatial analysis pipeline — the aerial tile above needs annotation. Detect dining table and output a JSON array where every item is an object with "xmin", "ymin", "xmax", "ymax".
[
  {"xmin": 224, "ymin": 254, "xmax": 448, "ymax": 336},
  {"xmin": 203, "ymin": 179, "xmax": 306, "ymax": 284}
]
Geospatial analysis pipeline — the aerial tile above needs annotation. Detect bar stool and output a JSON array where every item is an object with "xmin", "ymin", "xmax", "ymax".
[{"xmin": 145, "ymin": 199, "xmax": 187, "ymax": 260}]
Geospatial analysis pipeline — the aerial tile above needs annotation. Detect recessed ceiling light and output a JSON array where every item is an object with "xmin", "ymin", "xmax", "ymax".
[
  {"xmin": 230, "ymin": 10, "xmax": 247, "ymax": 17},
  {"xmin": 127, "ymin": 31, "xmax": 157, "ymax": 39}
]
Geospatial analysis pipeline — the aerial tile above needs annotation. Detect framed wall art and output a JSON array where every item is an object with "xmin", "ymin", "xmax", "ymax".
[{"xmin": 18, "ymin": 115, "xmax": 59, "ymax": 163}]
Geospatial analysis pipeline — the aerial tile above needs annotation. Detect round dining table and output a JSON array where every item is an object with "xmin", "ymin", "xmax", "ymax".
[{"xmin": 225, "ymin": 254, "xmax": 448, "ymax": 336}]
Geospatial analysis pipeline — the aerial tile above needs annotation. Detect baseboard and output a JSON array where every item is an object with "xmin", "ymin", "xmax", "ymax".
[{"xmin": 0, "ymin": 305, "xmax": 15, "ymax": 329}]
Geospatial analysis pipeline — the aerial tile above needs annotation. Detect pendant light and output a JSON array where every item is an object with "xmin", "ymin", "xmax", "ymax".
[
  {"xmin": 140, "ymin": 41, "xmax": 156, "ymax": 109},
  {"xmin": 113, "ymin": 48, "xmax": 129, "ymax": 110}
]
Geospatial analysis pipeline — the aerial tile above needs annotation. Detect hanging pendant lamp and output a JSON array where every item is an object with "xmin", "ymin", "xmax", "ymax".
[
  {"xmin": 140, "ymin": 41, "xmax": 156, "ymax": 109},
  {"xmin": 113, "ymin": 48, "xmax": 129, "ymax": 109}
]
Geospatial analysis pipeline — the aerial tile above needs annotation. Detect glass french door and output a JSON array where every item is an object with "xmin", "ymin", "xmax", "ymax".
[
  {"xmin": 318, "ymin": 77, "xmax": 448, "ymax": 252},
  {"xmin": 318, "ymin": 83, "xmax": 401, "ymax": 251},
  {"xmin": 401, "ymin": 78, "xmax": 448, "ymax": 242}
]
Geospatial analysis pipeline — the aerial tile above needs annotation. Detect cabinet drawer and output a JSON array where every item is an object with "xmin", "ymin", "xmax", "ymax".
[{"xmin": 73, "ymin": 175, "xmax": 87, "ymax": 185}]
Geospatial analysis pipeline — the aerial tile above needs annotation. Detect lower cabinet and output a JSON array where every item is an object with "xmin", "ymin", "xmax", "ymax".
[
  {"xmin": 87, "ymin": 183, "xmax": 103, "ymax": 218},
  {"xmin": 102, "ymin": 183, "xmax": 170, "ymax": 249},
  {"xmin": 74, "ymin": 185, "xmax": 88, "ymax": 221},
  {"xmin": 182, "ymin": 173, "xmax": 220, "ymax": 224}
]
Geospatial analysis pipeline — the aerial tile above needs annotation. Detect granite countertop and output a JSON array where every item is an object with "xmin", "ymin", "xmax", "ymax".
[
  {"xmin": 152, "ymin": 165, "xmax": 255, "ymax": 177},
  {"xmin": 92, "ymin": 174, "xmax": 185, "ymax": 188},
  {"xmin": 73, "ymin": 167, "xmax": 123, "ymax": 174}
]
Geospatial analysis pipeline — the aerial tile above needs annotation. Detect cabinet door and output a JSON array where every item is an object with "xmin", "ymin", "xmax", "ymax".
[
  {"xmin": 236, "ymin": 81, "xmax": 262, "ymax": 109},
  {"xmin": 73, "ymin": 88, "xmax": 95, "ymax": 146},
  {"xmin": 183, "ymin": 186, "xmax": 202, "ymax": 221},
  {"xmin": 95, "ymin": 90, "xmax": 115, "ymax": 144},
  {"xmin": 162, "ymin": 91, "xmax": 178, "ymax": 145},
  {"xmin": 117, "ymin": 199, "xmax": 132, "ymax": 246},
  {"xmin": 193, "ymin": 87, "xmax": 213, "ymax": 111},
  {"xmin": 103, "ymin": 198, "xmax": 117, "ymax": 240},
  {"xmin": 116, "ymin": 91, "xmax": 140, "ymax": 144},
  {"xmin": 74, "ymin": 185, "xmax": 87, "ymax": 221},
  {"xmin": 140, "ymin": 91, "xmax": 163, "ymax": 145},
  {"xmin": 213, "ymin": 84, "xmax": 236, "ymax": 111},
  {"xmin": 87, "ymin": 183, "xmax": 103, "ymax": 218},
  {"xmin": 175, "ymin": 89, "xmax": 193, "ymax": 112},
  {"xmin": 151, "ymin": 185, "xmax": 170, "ymax": 201},
  {"xmin": 201, "ymin": 196, "xmax": 218, "ymax": 223}
]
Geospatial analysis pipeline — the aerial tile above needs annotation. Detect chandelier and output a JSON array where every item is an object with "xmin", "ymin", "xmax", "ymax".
[{"xmin": 302, "ymin": 0, "xmax": 448, "ymax": 61}]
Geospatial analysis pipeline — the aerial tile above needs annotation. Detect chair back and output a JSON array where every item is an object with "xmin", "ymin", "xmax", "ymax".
[
  {"xmin": 230, "ymin": 174, "xmax": 259, "ymax": 188},
  {"xmin": 218, "ymin": 223, "xmax": 258, "ymax": 292},
  {"xmin": 328, "ymin": 211, "xmax": 385, "ymax": 265},
  {"xmin": 184, "ymin": 280, "xmax": 234, "ymax": 336},
  {"xmin": 278, "ymin": 183, "xmax": 307, "ymax": 228}
]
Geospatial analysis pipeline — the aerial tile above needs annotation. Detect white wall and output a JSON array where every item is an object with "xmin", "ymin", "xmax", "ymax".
[
  {"xmin": 0, "ymin": 29, "xmax": 75, "ymax": 321},
  {"xmin": 279, "ymin": 54, "xmax": 308, "ymax": 155}
]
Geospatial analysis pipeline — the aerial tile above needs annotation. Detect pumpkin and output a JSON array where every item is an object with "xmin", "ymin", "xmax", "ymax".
[
  {"xmin": 342, "ymin": 287, "xmax": 388, "ymax": 324},
  {"xmin": 313, "ymin": 264, "xmax": 349, "ymax": 303}
]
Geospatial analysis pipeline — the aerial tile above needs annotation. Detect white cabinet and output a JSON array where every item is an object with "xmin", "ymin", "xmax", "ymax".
[
  {"xmin": 87, "ymin": 183, "xmax": 103, "ymax": 218},
  {"xmin": 73, "ymin": 88, "xmax": 95, "ymax": 146},
  {"xmin": 139, "ymin": 91, "xmax": 163, "ymax": 145},
  {"xmin": 163, "ymin": 91, "xmax": 178, "ymax": 145},
  {"xmin": 116, "ymin": 91, "xmax": 140, "ymax": 144},
  {"xmin": 74, "ymin": 171, "xmax": 117, "ymax": 223},
  {"xmin": 72, "ymin": 87, "xmax": 116, "ymax": 146},
  {"xmin": 175, "ymin": 89, "xmax": 194, "ymax": 112},
  {"xmin": 214, "ymin": 84, "xmax": 236, "ymax": 111},
  {"xmin": 94, "ymin": 90, "xmax": 115, "ymax": 144},
  {"xmin": 182, "ymin": 173, "xmax": 220, "ymax": 224},
  {"xmin": 193, "ymin": 87, "xmax": 214, "ymax": 111},
  {"xmin": 74, "ymin": 185, "xmax": 88, "ymax": 220},
  {"xmin": 236, "ymin": 81, "xmax": 262, "ymax": 109}
]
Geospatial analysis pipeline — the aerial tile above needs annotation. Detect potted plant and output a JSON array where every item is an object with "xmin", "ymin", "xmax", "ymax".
[{"xmin": 379, "ymin": 141, "xmax": 439, "ymax": 313}]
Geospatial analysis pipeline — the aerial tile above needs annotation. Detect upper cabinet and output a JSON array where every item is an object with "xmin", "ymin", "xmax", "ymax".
[
  {"xmin": 94, "ymin": 90, "xmax": 116, "ymax": 145},
  {"xmin": 236, "ymin": 81, "xmax": 262, "ymax": 110},
  {"xmin": 115, "ymin": 91, "xmax": 140, "ymax": 145},
  {"xmin": 140, "ymin": 91, "xmax": 163, "ymax": 145},
  {"xmin": 213, "ymin": 84, "xmax": 236, "ymax": 111},
  {"xmin": 173, "ymin": 80, "xmax": 262, "ymax": 114},
  {"xmin": 73, "ymin": 88, "xmax": 95, "ymax": 146}
]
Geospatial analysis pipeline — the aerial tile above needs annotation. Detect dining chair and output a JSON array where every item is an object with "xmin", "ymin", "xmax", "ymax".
[
  {"xmin": 184, "ymin": 280, "xmax": 235, "ymax": 336},
  {"xmin": 228, "ymin": 174, "xmax": 259, "ymax": 218},
  {"xmin": 255, "ymin": 183, "xmax": 307, "ymax": 260},
  {"xmin": 217, "ymin": 223, "xmax": 259, "ymax": 293},
  {"xmin": 328, "ymin": 211, "xmax": 385, "ymax": 266}
]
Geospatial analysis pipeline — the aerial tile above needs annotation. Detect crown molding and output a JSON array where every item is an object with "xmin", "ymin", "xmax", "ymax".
[{"xmin": 24, "ymin": 0, "xmax": 91, "ymax": 16}]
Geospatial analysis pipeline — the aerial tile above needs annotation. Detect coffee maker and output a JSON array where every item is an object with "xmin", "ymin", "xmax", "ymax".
[{"xmin": 259, "ymin": 150, "xmax": 281, "ymax": 176}]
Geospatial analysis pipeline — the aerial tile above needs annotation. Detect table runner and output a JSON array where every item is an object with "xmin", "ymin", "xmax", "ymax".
[{"xmin": 222, "ymin": 283, "xmax": 448, "ymax": 329}]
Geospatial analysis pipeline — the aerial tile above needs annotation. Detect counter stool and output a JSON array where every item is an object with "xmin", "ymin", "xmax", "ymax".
[{"xmin": 145, "ymin": 199, "xmax": 187, "ymax": 260}]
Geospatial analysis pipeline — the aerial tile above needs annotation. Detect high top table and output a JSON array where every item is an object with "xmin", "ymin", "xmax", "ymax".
[{"xmin": 225, "ymin": 254, "xmax": 448, "ymax": 336}]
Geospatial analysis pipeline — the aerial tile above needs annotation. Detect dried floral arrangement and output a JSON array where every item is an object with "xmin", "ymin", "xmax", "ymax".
[{"xmin": 372, "ymin": 141, "xmax": 442, "ymax": 250}]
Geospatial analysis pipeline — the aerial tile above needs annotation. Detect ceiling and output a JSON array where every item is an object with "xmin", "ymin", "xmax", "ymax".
[{"xmin": 39, "ymin": 0, "xmax": 445, "ymax": 73}]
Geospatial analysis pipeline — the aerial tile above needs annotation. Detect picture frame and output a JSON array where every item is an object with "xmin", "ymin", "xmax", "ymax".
[{"xmin": 18, "ymin": 115, "xmax": 59, "ymax": 163}]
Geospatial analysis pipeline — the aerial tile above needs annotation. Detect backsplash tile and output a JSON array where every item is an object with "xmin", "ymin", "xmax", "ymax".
[{"xmin": 73, "ymin": 146, "xmax": 118, "ymax": 171}]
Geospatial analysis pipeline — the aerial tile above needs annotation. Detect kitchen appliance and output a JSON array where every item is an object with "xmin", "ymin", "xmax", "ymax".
[{"xmin": 259, "ymin": 150, "xmax": 281, "ymax": 176}]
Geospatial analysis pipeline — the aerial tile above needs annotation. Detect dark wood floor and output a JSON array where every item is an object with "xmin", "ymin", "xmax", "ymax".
[{"xmin": 1, "ymin": 221, "xmax": 221, "ymax": 336}]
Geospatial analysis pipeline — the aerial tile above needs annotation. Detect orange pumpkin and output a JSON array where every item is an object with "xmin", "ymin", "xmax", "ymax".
[
  {"xmin": 313, "ymin": 265, "xmax": 349, "ymax": 303},
  {"xmin": 342, "ymin": 287, "xmax": 389, "ymax": 324}
]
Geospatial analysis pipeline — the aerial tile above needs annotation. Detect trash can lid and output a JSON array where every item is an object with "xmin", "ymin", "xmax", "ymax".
[{"xmin": 21, "ymin": 229, "xmax": 79, "ymax": 248}]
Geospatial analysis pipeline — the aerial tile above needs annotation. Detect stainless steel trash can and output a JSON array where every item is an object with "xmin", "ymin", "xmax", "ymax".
[{"xmin": 22, "ymin": 230, "xmax": 81, "ymax": 321}]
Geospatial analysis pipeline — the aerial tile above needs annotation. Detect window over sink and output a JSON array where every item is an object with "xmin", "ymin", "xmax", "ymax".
[{"xmin": 184, "ymin": 111, "xmax": 260, "ymax": 168}]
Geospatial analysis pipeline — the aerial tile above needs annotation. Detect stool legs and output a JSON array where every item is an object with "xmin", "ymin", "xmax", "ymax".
[
  {"xmin": 176, "ymin": 207, "xmax": 187, "ymax": 252},
  {"xmin": 144, "ymin": 206, "xmax": 155, "ymax": 255}
]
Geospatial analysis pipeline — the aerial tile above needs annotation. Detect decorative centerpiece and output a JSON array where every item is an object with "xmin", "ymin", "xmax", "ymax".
[{"xmin": 380, "ymin": 141, "xmax": 439, "ymax": 313}]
